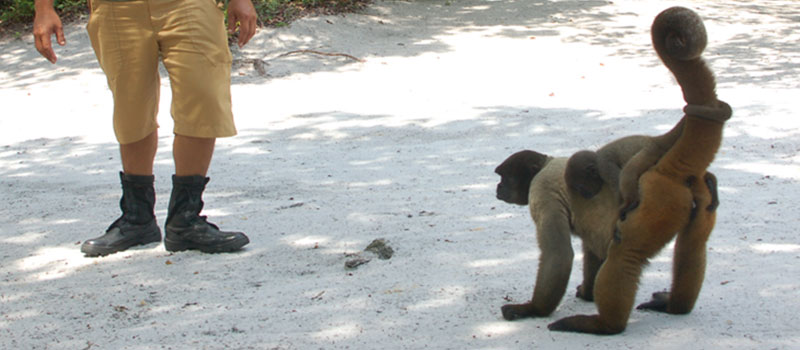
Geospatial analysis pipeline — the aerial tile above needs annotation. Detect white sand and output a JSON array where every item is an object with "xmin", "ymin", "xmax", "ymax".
[{"xmin": 1, "ymin": 0, "xmax": 799, "ymax": 348}]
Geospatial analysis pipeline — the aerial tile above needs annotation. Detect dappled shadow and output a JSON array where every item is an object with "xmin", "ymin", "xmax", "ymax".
[
  {"xmin": 232, "ymin": 0, "xmax": 800, "ymax": 89},
  {"xmin": 0, "ymin": 21, "xmax": 100, "ymax": 90},
  {"xmin": 709, "ymin": 4, "xmax": 800, "ymax": 89},
  {"xmin": 232, "ymin": 0, "xmax": 617, "ymax": 82},
  {"xmin": 3, "ymin": 0, "xmax": 799, "ymax": 347},
  {"xmin": 2, "ymin": 105, "xmax": 799, "ymax": 348},
  {"xmin": 2, "ymin": 1, "xmax": 619, "ymax": 87},
  {"xmin": 4, "ymin": 0, "xmax": 796, "ymax": 91}
]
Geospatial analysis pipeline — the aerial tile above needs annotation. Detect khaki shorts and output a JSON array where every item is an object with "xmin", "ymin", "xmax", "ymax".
[{"xmin": 87, "ymin": 0, "xmax": 236, "ymax": 144}]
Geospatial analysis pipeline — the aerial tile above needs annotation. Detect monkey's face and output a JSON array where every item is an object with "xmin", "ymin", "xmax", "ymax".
[
  {"xmin": 495, "ymin": 150, "xmax": 549, "ymax": 206},
  {"xmin": 495, "ymin": 172, "xmax": 528, "ymax": 205}
]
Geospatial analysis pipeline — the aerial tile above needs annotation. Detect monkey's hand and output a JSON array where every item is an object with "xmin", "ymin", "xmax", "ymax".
[
  {"xmin": 501, "ymin": 304, "xmax": 527, "ymax": 321},
  {"xmin": 636, "ymin": 291, "xmax": 670, "ymax": 313},
  {"xmin": 704, "ymin": 172, "xmax": 719, "ymax": 212},
  {"xmin": 548, "ymin": 314, "xmax": 623, "ymax": 334},
  {"xmin": 501, "ymin": 303, "xmax": 543, "ymax": 321},
  {"xmin": 619, "ymin": 199, "xmax": 640, "ymax": 221}
]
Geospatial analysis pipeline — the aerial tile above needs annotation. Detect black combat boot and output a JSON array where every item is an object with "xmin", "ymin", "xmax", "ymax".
[
  {"xmin": 81, "ymin": 172, "xmax": 162, "ymax": 257},
  {"xmin": 164, "ymin": 175, "xmax": 249, "ymax": 253}
]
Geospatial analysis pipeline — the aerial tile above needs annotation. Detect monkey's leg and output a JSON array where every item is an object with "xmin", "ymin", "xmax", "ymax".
[
  {"xmin": 550, "ymin": 173, "xmax": 692, "ymax": 334},
  {"xmin": 502, "ymin": 217, "xmax": 574, "ymax": 320},
  {"xmin": 550, "ymin": 225, "xmax": 679, "ymax": 333},
  {"xmin": 639, "ymin": 178, "xmax": 716, "ymax": 314},
  {"xmin": 576, "ymin": 247, "xmax": 603, "ymax": 302},
  {"xmin": 548, "ymin": 239, "xmax": 646, "ymax": 335}
]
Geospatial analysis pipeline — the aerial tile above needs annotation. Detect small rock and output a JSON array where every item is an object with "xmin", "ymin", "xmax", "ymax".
[
  {"xmin": 345, "ymin": 257, "xmax": 371, "ymax": 269},
  {"xmin": 365, "ymin": 239, "xmax": 394, "ymax": 260}
]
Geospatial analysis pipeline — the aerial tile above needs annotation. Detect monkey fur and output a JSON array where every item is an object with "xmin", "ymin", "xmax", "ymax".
[
  {"xmin": 548, "ymin": 7, "xmax": 732, "ymax": 335},
  {"xmin": 496, "ymin": 142, "xmax": 719, "ymax": 321},
  {"xmin": 496, "ymin": 151, "xmax": 608, "ymax": 320},
  {"xmin": 564, "ymin": 122, "xmax": 683, "ymax": 203}
]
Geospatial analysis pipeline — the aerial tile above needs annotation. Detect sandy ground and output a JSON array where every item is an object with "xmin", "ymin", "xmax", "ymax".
[{"xmin": 2, "ymin": 0, "xmax": 799, "ymax": 349}]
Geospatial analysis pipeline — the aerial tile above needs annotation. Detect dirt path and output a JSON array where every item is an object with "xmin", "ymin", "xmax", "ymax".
[{"xmin": 1, "ymin": 1, "xmax": 799, "ymax": 348}]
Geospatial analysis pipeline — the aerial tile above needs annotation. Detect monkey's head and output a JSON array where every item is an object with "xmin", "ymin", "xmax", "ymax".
[
  {"xmin": 494, "ymin": 150, "xmax": 550, "ymax": 205},
  {"xmin": 565, "ymin": 150, "xmax": 603, "ymax": 199}
]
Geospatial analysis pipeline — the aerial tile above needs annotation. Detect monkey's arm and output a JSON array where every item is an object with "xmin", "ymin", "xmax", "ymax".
[
  {"xmin": 617, "ymin": 147, "xmax": 660, "ymax": 217},
  {"xmin": 531, "ymin": 214, "xmax": 575, "ymax": 312},
  {"xmin": 502, "ymin": 212, "xmax": 574, "ymax": 320},
  {"xmin": 618, "ymin": 117, "xmax": 687, "ymax": 217}
]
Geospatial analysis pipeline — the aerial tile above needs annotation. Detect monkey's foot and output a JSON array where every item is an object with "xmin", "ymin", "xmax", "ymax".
[
  {"xmin": 576, "ymin": 284, "xmax": 594, "ymax": 301},
  {"xmin": 636, "ymin": 291, "xmax": 670, "ymax": 312}
]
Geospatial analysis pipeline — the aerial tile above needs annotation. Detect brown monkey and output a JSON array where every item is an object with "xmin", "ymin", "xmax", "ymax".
[
  {"xmin": 497, "ymin": 139, "xmax": 720, "ymax": 321},
  {"xmin": 548, "ymin": 7, "xmax": 732, "ymax": 334},
  {"xmin": 496, "ymin": 150, "xmax": 603, "ymax": 320},
  {"xmin": 564, "ymin": 121, "xmax": 683, "ymax": 203}
]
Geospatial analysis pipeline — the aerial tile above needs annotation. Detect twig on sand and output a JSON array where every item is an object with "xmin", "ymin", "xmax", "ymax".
[{"xmin": 278, "ymin": 49, "xmax": 365, "ymax": 62}]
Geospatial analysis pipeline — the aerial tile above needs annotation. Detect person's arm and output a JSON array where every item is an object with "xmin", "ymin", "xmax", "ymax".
[
  {"xmin": 33, "ymin": 0, "xmax": 66, "ymax": 64},
  {"xmin": 227, "ymin": 0, "xmax": 257, "ymax": 48}
]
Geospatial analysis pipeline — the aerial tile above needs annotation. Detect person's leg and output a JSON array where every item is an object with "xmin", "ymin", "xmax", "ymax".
[
  {"xmin": 81, "ymin": 0, "xmax": 162, "ymax": 257},
  {"xmin": 154, "ymin": 0, "xmax": 248, "ymax": 253},
  {"xmin": 173, "ymin": 134, "xmax": 215, "ymax": 176},
  {"xmin": 163, "ymin": 138, "xmax": 249, "ymax": 253},
  {"xmin": 82, "ymin": 131, "xmax": 161, "ymax": 257},
  {"xmin": 121, "ymin": 130, "xmax": 159, "ymax": 176}
]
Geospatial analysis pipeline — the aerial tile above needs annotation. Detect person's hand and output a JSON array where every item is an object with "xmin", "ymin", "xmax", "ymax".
[
  {"xmin": 227, "ymin": 0, "xmax": 257, "ymax": 48},
  {"xmin": 33, "ymin": 5, "xmax": 66, "ymax": 64}
]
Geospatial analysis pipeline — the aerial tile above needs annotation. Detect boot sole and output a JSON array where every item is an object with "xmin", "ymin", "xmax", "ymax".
[
  {"xmin": 164, "ymin": 235, "xmax": 250, "ymax": 253},
  {"xmin": 81, "ymin": 231, "xmax": 162, "ymax": 257}
]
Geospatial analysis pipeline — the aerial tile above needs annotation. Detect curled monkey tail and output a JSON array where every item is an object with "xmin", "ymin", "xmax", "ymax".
[
  {"xmin": 652, "ymin": 7, "xmax": 729, "ymax": 176},
  {"xmin": 652, "ymin": 7, "xmax": 718, "ymax": 108}
]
